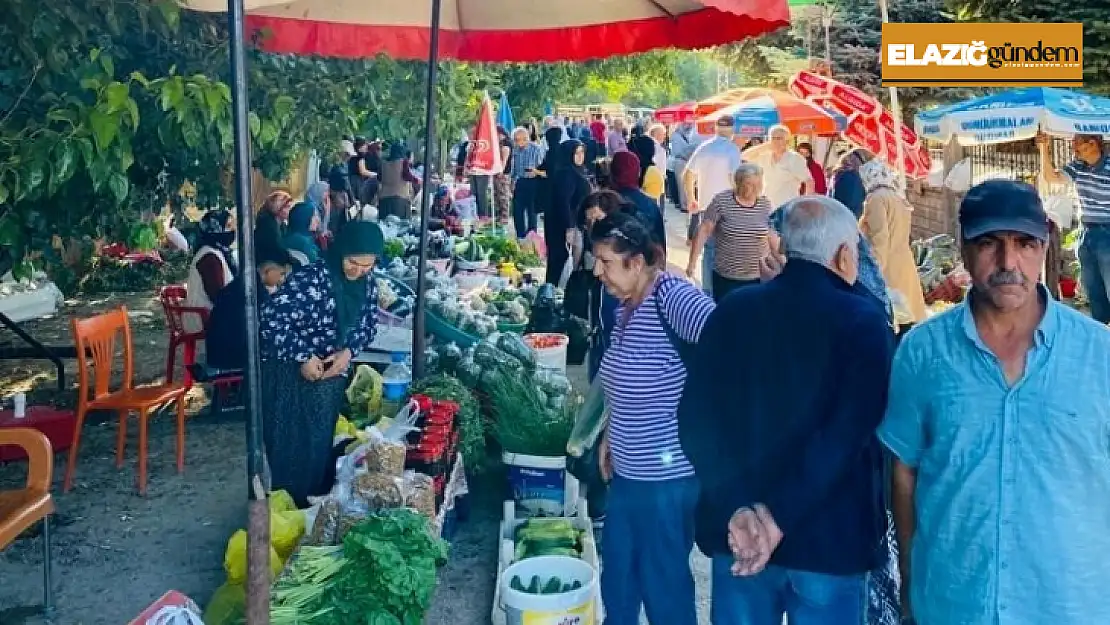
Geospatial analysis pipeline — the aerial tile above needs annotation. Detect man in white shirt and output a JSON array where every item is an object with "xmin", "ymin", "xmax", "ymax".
[
  {"xmin": 648, "ymin": 123, "xmax": 669, "ymax": 173},
  {"xmin": 743, "ymin": 124, "xmax": 814, "ymax": 209},
  {"xmin": 683, "ymin": 115, "xmax": 743, "ymax": 296}
]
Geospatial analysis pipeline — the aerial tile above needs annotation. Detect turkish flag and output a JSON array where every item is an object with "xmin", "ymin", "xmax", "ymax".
[{"xmin": 465, "ymin": 91, "xmax": 503, "ymax": 176}]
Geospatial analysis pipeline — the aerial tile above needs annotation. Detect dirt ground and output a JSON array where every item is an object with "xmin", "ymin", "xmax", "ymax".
[{"xmin": 0, "ymin": 208, "xmax": 714, "ymax": 625}]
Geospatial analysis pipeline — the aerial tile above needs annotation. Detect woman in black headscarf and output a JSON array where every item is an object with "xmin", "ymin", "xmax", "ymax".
[
  {"xmin": 546, "ymin": 139, "xmax": 592, "ymax": 285},
  {"xmin": 258, "ymin": 220, "xmax": 383, "ymax": 506},
  {"xmin": 533, "ymin": 126, "xmax": 566, "ymax": 220}
]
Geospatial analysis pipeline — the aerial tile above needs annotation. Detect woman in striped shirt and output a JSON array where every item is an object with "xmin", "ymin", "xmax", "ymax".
[
  {"xmin": 592, "ymin": 212, "xmax": 716, "ymax": 625},
  {"xmin": 686, "ymin": 163, "xmax": 779, "ymax": 302}
]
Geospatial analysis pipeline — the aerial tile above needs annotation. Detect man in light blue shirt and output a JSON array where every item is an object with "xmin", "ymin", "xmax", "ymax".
[{"xmin": 879, "ymin": 179, "xmax": 1110, "ymax": 625}]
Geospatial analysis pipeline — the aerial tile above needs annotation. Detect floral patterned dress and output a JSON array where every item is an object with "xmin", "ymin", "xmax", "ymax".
[{"xmin": 258, "ymin": 261, "xmax": 379, "ymax": 506}]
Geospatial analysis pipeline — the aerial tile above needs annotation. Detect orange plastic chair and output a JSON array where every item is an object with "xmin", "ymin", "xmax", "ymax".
[
  {"xmin": 159, "ymin": 285, "xmax": 207, "ymax": 391},
  {"xmin": 65, "ymin": 307, "xmax": 188, "ymax": 495},
  {"xmin": 0, "ymin": 427, "xmax": 55, "ymax": 616}
]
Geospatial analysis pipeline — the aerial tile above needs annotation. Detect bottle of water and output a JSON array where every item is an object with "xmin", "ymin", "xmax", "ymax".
[{"xmin": 380, "ymin": 352, "xmax": 412, "ymax": 420}]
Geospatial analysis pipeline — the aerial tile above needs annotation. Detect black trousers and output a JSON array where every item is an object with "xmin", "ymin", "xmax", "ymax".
[
  {"xmin": 712, "ymin": 271, "xmax": 759, "ymax": 303},
  {"xmin": 512, "ymin": 178, "xmax": 540, "ymax": 238},
  {"xmin": 545, "ymin": 222, "xmax": 570, "ymax": 285}
]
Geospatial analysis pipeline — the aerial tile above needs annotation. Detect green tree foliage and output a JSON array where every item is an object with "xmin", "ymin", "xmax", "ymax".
[
  {"xmin": 0, "ymin": 0, "xmax": 484, "ymax": 271},
  {"xmin": 945, "ymin": 0, "xmax": 1110, "ymax": 94},
  {"xmin": 715, "ymin": 0, "xmax": 967, "ymax": 113}
]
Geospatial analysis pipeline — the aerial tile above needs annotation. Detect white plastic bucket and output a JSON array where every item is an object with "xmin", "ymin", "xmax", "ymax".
[
  {"xmin": 523, "ymin": 333, "xmax": 568, "ymax": 374},
  {"xmin": 500, "ymin": 556, "xmax": 597, "ymax": 625},
  {"xmin": 503, "ymin": 452, "xmax": 577, "ymax": 517}
]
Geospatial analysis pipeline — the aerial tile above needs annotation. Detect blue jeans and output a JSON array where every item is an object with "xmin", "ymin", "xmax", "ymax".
[
  {"xmin": 701, "ymin": 237, "xmax": 716, "ymax": 297},
  {"xmin": 1079, "ymin": 224, "xmax": 1110, "ymax": 323},
  {"xmin": 711, "ymin": 558, "xmax": 866, "ymax": 625},
  {"xmin": 601, "ymin": 476, "xmax": 699, "ymax": 625}
]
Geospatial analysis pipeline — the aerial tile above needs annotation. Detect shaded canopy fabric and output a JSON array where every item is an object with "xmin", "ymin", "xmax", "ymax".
[
  {"xmin": 695, "ymin": 90, "xmax": 845, "ymax": 137},
  {"xmin": 179, "ymin": 0, "xmax": 790, "ymax": 62},
  {"xmin": 915, "ymin": 87, "xmax": 1110, "ymax": 146},
  {"xmin": 654, "ymin": 101, "xmax": 697, "ymax": 124}
]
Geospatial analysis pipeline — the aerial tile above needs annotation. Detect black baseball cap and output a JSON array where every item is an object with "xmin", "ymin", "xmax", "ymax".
[
  {"xmin": 717, "ymin": 115, "xmax": 735, "ymax": 127},
  {"xmin": 959, "ymin": 179, "xmax": 1049, "ymax": 241}
]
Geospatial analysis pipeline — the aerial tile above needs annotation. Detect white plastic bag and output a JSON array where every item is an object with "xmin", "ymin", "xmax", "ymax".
[
  {"xmin": 557, "ymin": 244, "xmax": 574, "ymax": 289},
  {"xmin": 943, "ymin": 158, "xmax": 972, "ymax": 193}
]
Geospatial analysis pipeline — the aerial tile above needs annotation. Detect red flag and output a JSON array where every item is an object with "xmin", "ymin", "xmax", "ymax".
[{"xmin": 465, "ymin": 91, "xmax": 503, "ymax": 176}]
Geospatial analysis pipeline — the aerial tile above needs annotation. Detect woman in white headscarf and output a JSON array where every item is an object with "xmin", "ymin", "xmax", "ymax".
[{"xmin": 859, "ymin": 160, "xmax": 927, "ymax": 322}]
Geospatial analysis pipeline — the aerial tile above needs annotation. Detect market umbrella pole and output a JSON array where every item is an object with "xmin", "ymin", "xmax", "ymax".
[
  {"xmin": 226, "ymin": 0, "xmax": 272, "ymax": 622},
  {"xmin": 411, "ymin": 0, "xmax": 443, "ymax": 380},
  {"xmin": 877, "ymin": 0, "xmax": 908, "ymax": 190}
]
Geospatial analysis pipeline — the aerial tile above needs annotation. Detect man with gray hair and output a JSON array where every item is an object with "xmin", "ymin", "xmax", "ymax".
[{"xmin": 679, "ymin": 195, "xmax": 894, "ymax": 625}]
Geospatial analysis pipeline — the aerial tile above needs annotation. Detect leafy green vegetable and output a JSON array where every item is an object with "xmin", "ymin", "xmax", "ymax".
[
  {"xmin": 383, "ymin": 238, "xmax": 406, "ymax": 260},
  {"xmin": 408, "ymin": 374, "xmax": 488, "ymax": 474},
  {"xmin": 324, "ymin": 510, "xmax": 449, "ymax": 625},
  {"xmin": 489, "ymin": 366, "xmax": 575, "ymax": 457}
]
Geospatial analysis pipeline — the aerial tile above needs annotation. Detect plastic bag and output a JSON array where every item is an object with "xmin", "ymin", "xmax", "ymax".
[
  {"xmin": 223, "ymin": 530, "xmax": 283, "ymax": 584},
  {"xmin": 557, "ymin": 243, "xmax": 574, "ymax": 290},
  {"xmin": 352, "ymin": 472, "xmax": 405, "ymax": 510},
  {"xmin": 402, "ymin": 470, "xmax": 436, "ymax": 519},
  {"xmin": 271, "ymin": 510, "xmax": 305, "ymax": 558},
  {"xmin": 345, "ymin": 364, "xmax": 383, "ymax": 422},
  {"xmin": 269, "ymin": 489, "xmax": 297, "ymax": 514},
  {"xmin": 363, "ymin": 432, "xmax": 408, "ymax": 476},
  {"xmin": 202, "ymin": 583, "xmax": 245, "ymax": 625},
  {"xmin": 566, "ymin": 376, "xmax": 608, "ymax": 458}
]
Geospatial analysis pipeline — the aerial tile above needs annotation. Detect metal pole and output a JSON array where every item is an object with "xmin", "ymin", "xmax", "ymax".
[
  {"xmin": 878, "ymin": 0, "xmax": 908, "ymax": 191},
  {"xmin": 412, "ymin": 0, "xmax": 444, "ymax": 380},
  {"xmin": 227, "ymin": 0, "xmax": 271, "ymax": 622}
]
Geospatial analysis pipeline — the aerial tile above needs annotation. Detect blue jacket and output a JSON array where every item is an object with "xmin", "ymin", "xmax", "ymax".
[{"xmin": 680, "ymin": 259, "xmax": 894, "ymax": 574}]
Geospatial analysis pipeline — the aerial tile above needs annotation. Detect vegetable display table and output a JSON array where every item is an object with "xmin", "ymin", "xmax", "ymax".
[{"xmin": 0, "ymin": 406, "xmax": 75, "ymax": 462}]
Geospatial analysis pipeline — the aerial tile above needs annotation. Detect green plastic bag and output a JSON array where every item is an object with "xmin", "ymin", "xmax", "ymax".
[{"xmin": 203, "ymin": 583, "xmax": 245, "ymax": 625}]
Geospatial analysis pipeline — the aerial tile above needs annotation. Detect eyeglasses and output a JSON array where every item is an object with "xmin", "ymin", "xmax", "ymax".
[{"xmin": 344, "ymin": 258, "xmax": 375, "ymax": 270}]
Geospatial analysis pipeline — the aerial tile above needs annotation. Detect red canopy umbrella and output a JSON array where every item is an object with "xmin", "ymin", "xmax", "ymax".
[
  {"xmin": 183, "ymin": 0, "xmax": 789, "ymax": 62},
  {"xmin": 653, "ymin": 101, "xmax": 697, "ymax": 124},
  {"xmin": 788, "ymin": 70, "xmax": 930, "ymax": 179}
]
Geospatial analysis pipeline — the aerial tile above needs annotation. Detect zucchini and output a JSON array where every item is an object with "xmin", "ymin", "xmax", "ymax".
[
  {"xmin": 529, "ymin": 546, "xmax": 579, "ymax": 558},
  {"xmin": 570, "ymin": 580, "xmax": 582, "ymax": 590},
  {"xmin": 510, "ymin": 575, "xmax": 525, "ymax": 592},
  {"xmin": 522, "ymin": 536, "xmax": 577, "ymax": 552},
  {"xmin": 527, "ymin": 575, "xmax": 540, "ymax": 594},
  {"xmin": 541, "ymin": 577, "xmax": 563, "ymax": 595}
]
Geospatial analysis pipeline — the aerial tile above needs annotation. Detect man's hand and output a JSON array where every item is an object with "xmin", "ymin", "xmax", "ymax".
[
  {"xmin": 728, "ymin": 504, "xmax": 783, "ymax": 576},
  {"xmin": 321, "ymin": 348, "xmax": 352, "ymax": 379},
  {"xmin": 300, "ymin": 356, "xmax": 325, "ymax": 381},
  {"xmin": 688, "ymin": 198, "xmax": 699, "ymax": 213},
  {"xmin": 1035, "ymin": 131, "xmax": 1049, "ymax": 148},
  {"xmin": 684, "ymin": 262, "xmax": 698, "ymax": 281},
  {"xmin": 598, "ymin": 434, "xmax": 612, "ymax": 482},
  {"xmin": 727, "ymin": 507, "xmax": 767, "ymax": 576}
]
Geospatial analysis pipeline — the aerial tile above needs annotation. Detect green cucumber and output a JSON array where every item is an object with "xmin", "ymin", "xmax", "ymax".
[
  {"xmin": 510, "ymin": 575, "xmax": 525, "ymax": 592},
  {"xmin": 541, "ymin": 577, "xmax": 563, "ymax": 594},
  {"xmin": 527, "ymin": 575, "xmax": 540, "ymax": 594}
]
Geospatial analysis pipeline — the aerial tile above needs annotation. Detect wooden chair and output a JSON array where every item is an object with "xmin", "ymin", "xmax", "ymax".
[
  {"xmin": 0, "ymin": 427, "xmax": 55, "ymax": 617},
  {"xmin": 65, "ymin": 308, "xmax": 188, "ymax": 495}
]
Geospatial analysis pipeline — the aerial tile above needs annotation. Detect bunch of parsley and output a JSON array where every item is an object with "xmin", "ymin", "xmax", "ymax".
[{"xmin": 319, "ymin": 509, "xmax": 449, "ymax": 625}]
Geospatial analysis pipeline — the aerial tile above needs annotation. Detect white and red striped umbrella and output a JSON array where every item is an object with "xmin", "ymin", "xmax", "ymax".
[{"xmin": 180, "ymin": 0, "xmax": 790, "ymax": 62}]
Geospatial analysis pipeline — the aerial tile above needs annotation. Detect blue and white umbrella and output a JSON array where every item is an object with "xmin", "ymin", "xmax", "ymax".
[
  {"xmin": 915, "ymin": 87, "xmax": 1110, "ymax": 146},
  {"xmin": 497, "ymin": 91, "xmax": 515, "ymax": 131}
]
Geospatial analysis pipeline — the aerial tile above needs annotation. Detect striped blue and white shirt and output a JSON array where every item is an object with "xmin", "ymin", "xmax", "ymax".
[
  {"xmin": 599, "ymin": 273, "xmax": 716, "ymax": 481},
  {"xmin": 509, "ymin": 142, "xmax": 545, "ymax": 182},
  {"xmin": 1062, "ymin": 156, "xmax": 1110, "ymax": 224}
]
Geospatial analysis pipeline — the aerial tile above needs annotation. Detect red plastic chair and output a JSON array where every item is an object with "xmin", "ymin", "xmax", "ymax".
[{"xmin": 158, "ymin": 285, "xmax": 207, "ymax": 391}]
